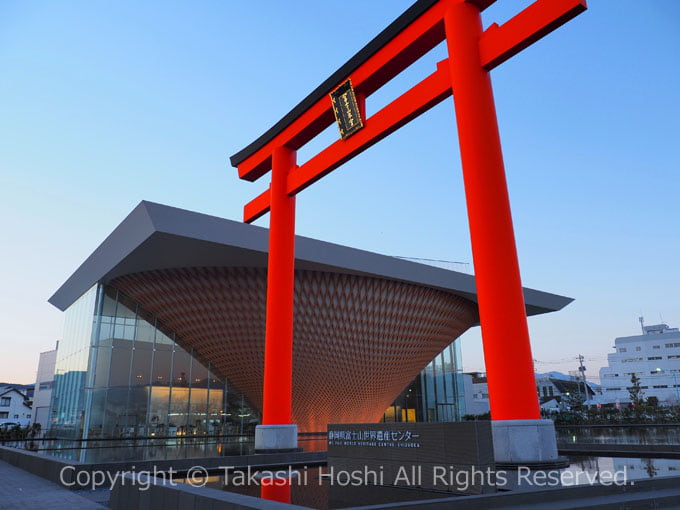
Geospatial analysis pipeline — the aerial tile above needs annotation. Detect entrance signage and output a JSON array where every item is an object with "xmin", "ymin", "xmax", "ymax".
[{"xmin": 327, "ymin": 422, "xmax": 495, "ymax": 494}]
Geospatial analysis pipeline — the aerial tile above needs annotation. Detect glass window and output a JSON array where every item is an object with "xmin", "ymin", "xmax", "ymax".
[
  {"xmin": 188, "ymin": 355, "xmax": 209, "ymax": 434},
  {"xmin": 108, "ymin": 293, "xmax": 134, "ymax": 388},
  {"xmin": 102, "ymin": 387, "xmax": 130, "ymax": 437},
  {"xmin": 92, "ymin": 346, "xmax": 112, "ymax": 389},
  {"xmin": 150, "ymin": 326, "xmax": 174, "ymax": 438},
  {"xmin": 152, "ymin": 329, "xmax": 174, "ymax": 387},
  {"xmin": 148, "ymin": 386, "xmax": 171, "ymax": 436},
  {"xmin": 114, "ymin": 293, "xmax": 137, "ymax": 340},
  {"xmin": 108, "ymin": 339, "xmax": 132, "ymax": 388},
  {"xmin": 127, "ymin": 387, "xmax": 149, "ymax": 436},
  {"xmin": 433, "ymin": 353, "xmax": 447, "ymax": 420},
  {"xmin": 131, "ymin": 308, "xmax": 155, "ymax": 387},
  {"xmin": 169, "ymin": 386, "xmax": 190, "ymax": 433},
  {"xmin": 207, "ymin": 384, "xmax": 225, "ymax": 435},
  {"xmin": 172, "ymin": 345, "xmax": 192, "ymax": 389},
  {"xmin": 169, "ymin": 343, "xmax": 193, "ymax": 433},
  {"xmin": 414, "ymin": 339, "xmax": 465, "ymax": 422},
  {"xmin": 87, "ymin": 389, "xmax": 107, "ymax": 439},
  {"xmin": 49, "ymin": 284, "xmax": 98, "ymax": 438}
]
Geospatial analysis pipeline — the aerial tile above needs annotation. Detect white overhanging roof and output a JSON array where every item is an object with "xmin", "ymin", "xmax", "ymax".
[{"xmin": 49, "ymin": 200, "xmax": 573, "ymax": 320}]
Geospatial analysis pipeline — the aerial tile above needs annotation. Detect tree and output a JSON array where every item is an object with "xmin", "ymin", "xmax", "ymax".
[
  {"xmin": 565, "ymin": 391, "xmax": 586, "ymax": 411},
  {"xmin": 628, "ymin": 374, "xmax": 644, "ymax": 407}
]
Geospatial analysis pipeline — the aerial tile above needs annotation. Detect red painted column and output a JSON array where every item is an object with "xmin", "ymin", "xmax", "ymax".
[
  {"xmin": 262, "ymin": 146, "xmax": 296, "ymax": 425},
  {"xmin": 444, "ymin": 1, "xmax": 540, "ymax": 420}
]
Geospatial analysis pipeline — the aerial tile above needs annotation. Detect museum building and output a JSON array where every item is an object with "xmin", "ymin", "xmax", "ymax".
[{"xmin": 47, "ymin": 201, "xmax": 571, "ymax": 438}]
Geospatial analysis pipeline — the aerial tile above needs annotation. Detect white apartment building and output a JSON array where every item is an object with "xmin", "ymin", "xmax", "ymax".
[
  {"xmin": 599, "ymin": 323, "xmax": 680, "ymax": 405},
  {"xmin": 31, "ymin": 341, "xmax": 58, "ymax": 432}
]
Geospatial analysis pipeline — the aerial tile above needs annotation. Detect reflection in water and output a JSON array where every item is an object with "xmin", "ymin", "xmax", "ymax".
[
  {"xmin": 183, "ymin": 456, "xmax": 680, "ymax": 510},
  {"xmin": 186, "ymin": 466, "xmax": 448, "ymax": 510},
  {"xmin": 556, "ymin": 426, "xmax": 680, "ymax": 445},
  {"xmin": 564, "ymin": 456, "xmax": 680, "ymax": 484},
  {"xmin": 21, "ymin": 434, "xmax": 328, "ymax": 463},
  {"xmin": 260, "ymin": 476, "xmax": 293, "ymax": 504},
  {"xmin": 29, "ymin": 436, "xmax": 254, "ymax": 463},
  {"xmin": 612, "ymin": 457, "xmax": 680, "ymax": 479}
]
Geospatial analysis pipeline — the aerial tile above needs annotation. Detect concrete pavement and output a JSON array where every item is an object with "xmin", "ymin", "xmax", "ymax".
[{"xmin": 0, "ymin": 459, "xmax": 108, "ymax": 509}]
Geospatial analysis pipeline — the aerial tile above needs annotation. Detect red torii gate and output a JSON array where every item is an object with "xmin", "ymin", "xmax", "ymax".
[{"xmin": 231, "ymin": 0, "xmax": 586, "ymax": 440}]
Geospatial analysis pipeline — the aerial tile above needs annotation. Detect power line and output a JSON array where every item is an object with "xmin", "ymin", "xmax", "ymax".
[{"xmin": 394, "ymin": 256, "xmax": 470, "ymax": 265}]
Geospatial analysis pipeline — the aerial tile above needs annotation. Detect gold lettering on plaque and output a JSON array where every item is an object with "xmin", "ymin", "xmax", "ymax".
[{"xmin": 330, "ymin": 80, "xmax": 364, "ymax": 139}]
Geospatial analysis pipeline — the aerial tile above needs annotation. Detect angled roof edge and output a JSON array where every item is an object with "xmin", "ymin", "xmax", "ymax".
[
  {"xmin": 48, "ymin": 202, "xmax": 157, "ymax": 311},
  {"xmin": 48, "ymin": 201, "xmax": 573, "ymax": 318}
]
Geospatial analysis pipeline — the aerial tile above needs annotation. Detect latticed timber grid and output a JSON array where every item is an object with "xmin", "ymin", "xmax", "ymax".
[{"xmin": 112, "ymin": 267, "xmax": 478, "ymax": 432}]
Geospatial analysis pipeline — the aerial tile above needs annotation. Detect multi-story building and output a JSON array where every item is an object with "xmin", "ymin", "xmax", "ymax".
[
  {"xmin": 599, "ymin": 323, "xmax": 680, "ymax": 405},
  {"xmin": 0, "ymin": 386, "xmax": 32, "ymax": 426},
  {"xmin": 31, "ymin": 341, "xmax": 58, "ymax": 433}
]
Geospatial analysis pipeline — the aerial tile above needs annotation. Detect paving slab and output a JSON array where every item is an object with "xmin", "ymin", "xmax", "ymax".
[{"xmin": 0, "ymin": 459, "xmax": 108, "ymax": 509}]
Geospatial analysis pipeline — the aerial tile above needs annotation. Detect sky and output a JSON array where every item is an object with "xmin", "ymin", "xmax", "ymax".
[{"xmin": 0, "ymin": 0, "xmax": 678, "ymax": 385}]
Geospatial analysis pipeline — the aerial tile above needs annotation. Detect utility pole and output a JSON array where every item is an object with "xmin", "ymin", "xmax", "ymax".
[{"xmin": 578, "ymin": 354, "xmax": 587, "ymax": 404}]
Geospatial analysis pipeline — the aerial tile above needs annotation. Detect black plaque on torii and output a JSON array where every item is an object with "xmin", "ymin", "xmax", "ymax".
[{"xmin": 330, "ymin": 79, "xmax": 364, "ymax": 139}]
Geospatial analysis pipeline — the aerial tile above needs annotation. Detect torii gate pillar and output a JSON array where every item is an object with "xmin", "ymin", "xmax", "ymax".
[
  {"xmin": 445, "ymin": 1, "xmax": 558, "ymax": 464},
  {"xmin": 254, "ymin": 146, "xmax": 300, "ymax": 454}
]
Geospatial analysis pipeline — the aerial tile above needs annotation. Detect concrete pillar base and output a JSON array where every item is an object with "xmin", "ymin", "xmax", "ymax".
[
  {"xmin": 254, "ymin": 424, "xmax": 301, "ymax": 453},
  {"xmin": 492, "ymin": 419, "xmax": 567, "ymax": 468}
]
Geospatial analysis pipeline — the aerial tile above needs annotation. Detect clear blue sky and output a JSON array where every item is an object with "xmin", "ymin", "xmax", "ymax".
[{"xmin": 1, "ymin": 0, "xmax": 678, "ymax": 384}]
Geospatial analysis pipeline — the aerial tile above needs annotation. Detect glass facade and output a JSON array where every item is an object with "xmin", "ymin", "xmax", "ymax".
[
  {"xmin": 383, "ymin": 341, "xmax": 466, "ymax": 423},
  {"xmin": 50, "ymin": 283, "xmax": 466, "ymax": 441},
  {"xmin": 49, "ymin": 284, "xmax": 257, "ymax": 440},
  {"xmin": 50, "ymin": 285, "xmax": 97, "ymax": 438}
]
